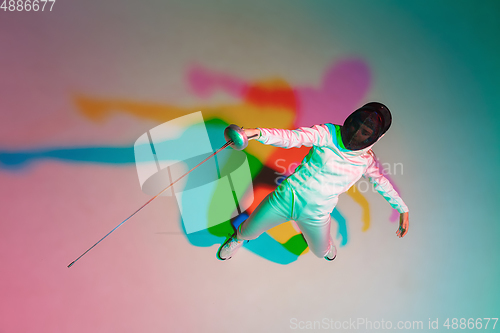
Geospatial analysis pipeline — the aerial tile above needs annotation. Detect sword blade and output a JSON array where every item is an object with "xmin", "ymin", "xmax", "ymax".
[{"xmin": 67, "ymin": 140, "xmax": 233, "ymax": 268}]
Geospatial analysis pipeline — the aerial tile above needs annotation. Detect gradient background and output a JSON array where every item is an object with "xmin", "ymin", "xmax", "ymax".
[{"xmin": 1, "ymin": 1, "xmax": 499, "ymax": 332}]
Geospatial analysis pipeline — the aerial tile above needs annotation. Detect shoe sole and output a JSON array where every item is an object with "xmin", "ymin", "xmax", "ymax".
[
  {"xmin": 216, "ymin": 234, "xmax": 236, "ymax": 261},
  {"xmin": 216, "ymin": 251, "xmax": 231, "ymax": 261},
  {"xmin": 216, "ymin": 247, "xmax": 231, "ymax": 261}
]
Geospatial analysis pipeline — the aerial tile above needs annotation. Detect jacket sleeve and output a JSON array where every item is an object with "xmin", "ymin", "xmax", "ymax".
[
  {"xmin": 363, "ymin": 154, "xmax": 409, "ymax": 213},
  {"xmin": 255, "ymin": 124, "xmax": 334, "ymax": 149}
]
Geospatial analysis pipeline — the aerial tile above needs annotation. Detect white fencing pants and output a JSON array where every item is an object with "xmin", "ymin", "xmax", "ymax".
[{"xmin": 237, "ymin": 182, "xmax": 333, "ymax": 258}]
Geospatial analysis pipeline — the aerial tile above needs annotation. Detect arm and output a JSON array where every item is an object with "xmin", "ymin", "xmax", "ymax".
[
  {"xmin": 244, "ymin": 124, "xmax": 334, "ymax": 149},
  {"xmin": 363, "ymin": 154, "xmax": 410, "ymax": 238}
]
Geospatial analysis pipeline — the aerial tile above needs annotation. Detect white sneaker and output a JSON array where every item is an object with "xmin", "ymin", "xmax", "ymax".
[
  {"xmin": 324, "ymin": 242, "xmax": 337, "ymax": 261},
  {"xmin": 217, "ymin": 232, "xmax": 246, "ymax": 260}
]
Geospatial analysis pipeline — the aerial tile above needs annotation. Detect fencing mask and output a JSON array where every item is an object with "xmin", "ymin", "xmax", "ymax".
[{"xmin": 340, "ymin": 102, "xmax": 392, "ymax": 151}]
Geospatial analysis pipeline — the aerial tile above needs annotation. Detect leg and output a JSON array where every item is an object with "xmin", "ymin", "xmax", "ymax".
[
  {"xmin": 296, "ymin": 215, "xmax": 334, "ymax": 258},
  {"xmin": 217, "ymin": 183, "xmax": 293, "ymax": 260},
  {"xmin": 237, "ymin": 189, "xmax": 291, "ymax": 240}
]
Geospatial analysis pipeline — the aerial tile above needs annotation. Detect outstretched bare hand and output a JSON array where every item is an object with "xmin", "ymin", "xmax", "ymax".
[{"xmin": 396, "ymin": 212, "xmax": 409, "ymax": 238}]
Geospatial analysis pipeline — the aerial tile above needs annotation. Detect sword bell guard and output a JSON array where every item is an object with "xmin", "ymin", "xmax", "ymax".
[{"xmin": 224, "ymin": 124, "xmax": 248, "ymax": 150}]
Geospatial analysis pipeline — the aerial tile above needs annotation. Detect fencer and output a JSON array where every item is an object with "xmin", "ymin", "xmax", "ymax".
[{"xmin": 217, "ymin": 102, "xmax": 410, "ymax": 261}]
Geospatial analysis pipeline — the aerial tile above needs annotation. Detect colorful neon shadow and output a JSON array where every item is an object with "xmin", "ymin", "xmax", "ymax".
[
  {"xmin": 72, "ymin": 58, "xmax": 398, "ymax": 260},
  {"xmin": 0, "ymin": 58, "xmax": 403, "ymax": 263}
]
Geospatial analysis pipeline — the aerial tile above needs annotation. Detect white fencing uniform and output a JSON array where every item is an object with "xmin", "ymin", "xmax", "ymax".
[{"xmin": 237, "ymin": 124, "xmax": 409, "ymax": 258}]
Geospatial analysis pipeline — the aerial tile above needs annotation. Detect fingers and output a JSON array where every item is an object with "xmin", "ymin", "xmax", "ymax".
[{"xmin": 396, "ymin": 226, "xmax": 407, "ymax": 238}]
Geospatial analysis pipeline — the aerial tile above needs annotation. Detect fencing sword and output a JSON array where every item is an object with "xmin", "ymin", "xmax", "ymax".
[{"xmin": 67, "ymin": 124, "xmax": 256, "ymax": 268}]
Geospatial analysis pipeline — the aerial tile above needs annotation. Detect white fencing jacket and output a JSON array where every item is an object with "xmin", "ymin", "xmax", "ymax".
[{"xmin": 256, "ymin": 124, "xmax": 409, "ymax": 221}]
